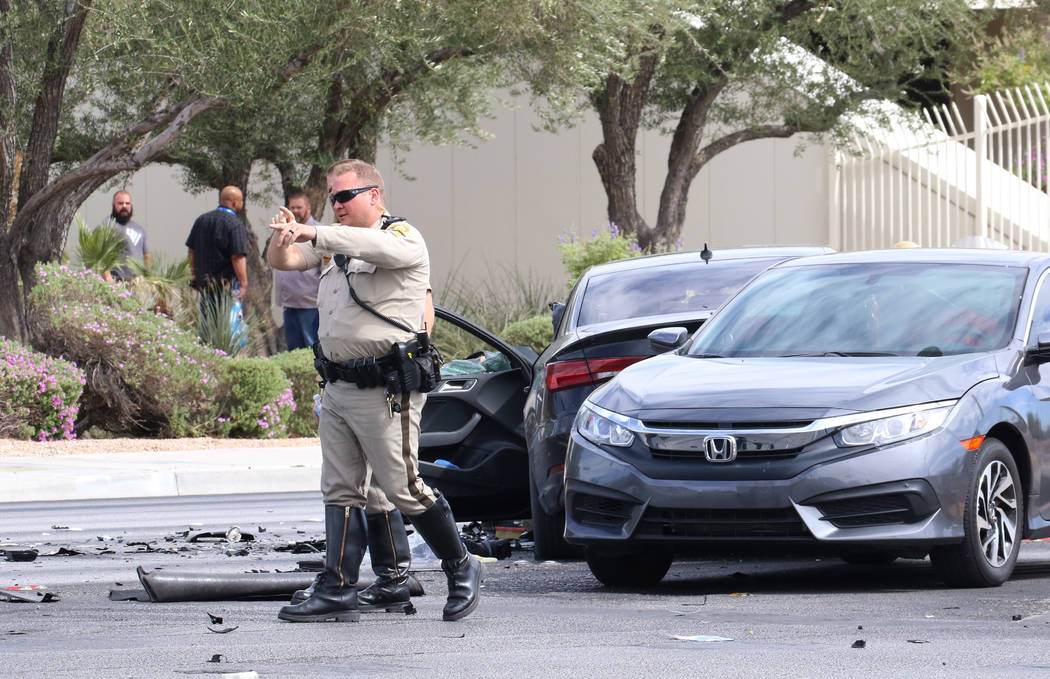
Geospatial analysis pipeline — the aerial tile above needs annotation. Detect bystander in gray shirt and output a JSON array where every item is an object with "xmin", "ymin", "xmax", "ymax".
[
  {"xmin": 99, "ymin": 216, "xmax": 149, "ymax": 281},
  {"xmin": 273, "ymin": 216, "xmax": 321, "ymax": 308}
]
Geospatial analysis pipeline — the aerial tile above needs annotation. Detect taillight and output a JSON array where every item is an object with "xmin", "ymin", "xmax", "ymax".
[{"xmin": 544, "ymin": 356, "xmax": 647, "ymax": 392}]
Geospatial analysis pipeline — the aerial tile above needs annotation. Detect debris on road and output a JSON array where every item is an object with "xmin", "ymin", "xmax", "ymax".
[
  {"xmin": 2, "ymin": 549, "xmax": 38, "ymax": 562},
  {"xmin": 670, "ymin": 634, "xmax": 734, "ymax": 642},
  {"xmin": 2, "ymin": 586, "xmax": 58, "ymax": 603},
  {"xmin": 852, "ymin": 640, "xmax": 866, "ymax": 648}
]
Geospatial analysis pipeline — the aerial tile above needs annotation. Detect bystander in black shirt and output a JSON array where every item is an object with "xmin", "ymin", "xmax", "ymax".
[{"xmin": 185, "ymin": 206, "xmax": 248, "ymax": 290}]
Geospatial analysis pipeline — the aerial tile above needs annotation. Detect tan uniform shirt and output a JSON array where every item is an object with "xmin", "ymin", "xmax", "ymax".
[{"xmin": 294, "ymin": 215, "xmax": 429, "ymax": 363}]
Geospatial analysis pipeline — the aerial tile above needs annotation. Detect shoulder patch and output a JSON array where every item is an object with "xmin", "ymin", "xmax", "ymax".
[{"xmin": 388, "ymin": 222, "xmax": 411, "ymax": 237}]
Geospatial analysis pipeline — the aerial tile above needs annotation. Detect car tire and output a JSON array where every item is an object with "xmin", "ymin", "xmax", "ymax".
[
  {"xmin": 930, "ymin": 438, "xmax": 1022, "ymax": 588},
  {"xmin": 529, "ymin": 468, "xmax": 582, "ymax": 561},
  {"xmin": 584, "ymin": 548, "xmax": 672, "ymax": 587}
]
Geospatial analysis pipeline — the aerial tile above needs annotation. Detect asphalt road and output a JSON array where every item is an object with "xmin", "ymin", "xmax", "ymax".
[{"xmin": 4, "ymin": 493, "xmax": 1050, "ymax": 678}]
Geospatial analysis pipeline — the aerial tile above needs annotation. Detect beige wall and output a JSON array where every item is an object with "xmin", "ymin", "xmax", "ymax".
[{"xmin": 72, "ymin": 100, "xmax": 831, "ymax": 303}]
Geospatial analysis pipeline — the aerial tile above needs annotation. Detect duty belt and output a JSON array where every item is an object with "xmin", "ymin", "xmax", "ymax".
[{"xmin": 315, "ymin": 353, "xmax": 392, "ymax": 389}]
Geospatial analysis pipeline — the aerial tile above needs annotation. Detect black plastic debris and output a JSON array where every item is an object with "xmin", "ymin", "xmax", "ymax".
[
  {"xmin": 188, "ymin": 529, "xmax": 255, "ymax": 544},
  {"xmin": 1, "ymin": 588, "xmax": 58, "ymax": 603},
  {"xmin": 207, "ymin": 626, "xmax": 238, "ymax": 634},
  {"xmin": 1012, "ymin": 614, "xmax": 1023, "ymax": 621},
  {"xmin": 275, "ymin": 540, "xmax": 323, "ymax": 554},
  {"xmin": 851, "ymin": 640, "xmax": 866, "ymax": 649},
  {"xmin": 2, "ymin": 549, "xmax": 38, "ymax": 562},
  {"xmin": 207, "ymin": 654, "xmax": 223, "ymax": 664},
  {"xmin": 208, "ymin": 613, "xmax": 223, "ymax": 625},
  {"xmin": 40, "ymin": 547, "xmax": 82, "ymax": 557},
  {"xmin": 465, "ymin": 539, "xmax": 514, "ymax": 560},
  {"xmin": 907, "ymin": 639, "xmax": 930, "ymax": 644}
]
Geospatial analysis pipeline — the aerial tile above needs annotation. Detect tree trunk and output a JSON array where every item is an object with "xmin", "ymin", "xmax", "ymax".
[{"xmin": 590, "ymin": 55, "xmax": 659, "ymax": 250}]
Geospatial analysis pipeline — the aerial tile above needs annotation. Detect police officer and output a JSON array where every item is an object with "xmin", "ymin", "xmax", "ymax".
[{"xmin": 266, "ymin": 159, "xmax": 481, "ymax": 623}]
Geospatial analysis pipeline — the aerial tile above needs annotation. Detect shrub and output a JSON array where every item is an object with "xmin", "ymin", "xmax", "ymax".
[
  {"xmin": 0, "ymin": 337, "xmax": 85, "ymax": 440},
  {"xmin": 270, "ymin": 348, "xmax": 319, "ymax": 438},
  {"xmin": 557, "ymin": 223, "xmax": 642, "ymax": 288},
  {"xmin": 501, "ymin": 314, "xmax": 554, "ymax": 353},
  {"xmin": 225, "ymin": 357, "xmax": 295, "ymax": 438},
  {"xmin": 29, "ymin": 263, "xmax": 232, "ymax": 437}
]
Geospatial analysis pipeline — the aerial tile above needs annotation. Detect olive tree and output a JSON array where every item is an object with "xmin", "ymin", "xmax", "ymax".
[
  {"xmin": 0, "ymin": 0, "xmax": 323, "ymax": 342},
  {"xmin": 585, "ymin": 0, "xmax": 975, "ymax": 250}
]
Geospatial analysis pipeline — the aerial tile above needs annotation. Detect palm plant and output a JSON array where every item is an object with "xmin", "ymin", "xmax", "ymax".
[
  {"xmin": 125, "ymin": 255, "xmax": 191, "ymax": 317},
  {"xmin": 74, "ymin": 216, "xmax": 125, "ymax": 279}
]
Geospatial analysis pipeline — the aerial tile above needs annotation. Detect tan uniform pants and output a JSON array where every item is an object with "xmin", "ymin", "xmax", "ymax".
[{"xmin": 318, "ymin": 379, "xmax": 437, "ymax": 516}]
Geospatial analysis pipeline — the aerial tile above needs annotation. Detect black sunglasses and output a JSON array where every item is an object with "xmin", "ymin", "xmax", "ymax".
[{"xmin": 329, "ymin": 185, "xmax": 377, "ymax": 206}]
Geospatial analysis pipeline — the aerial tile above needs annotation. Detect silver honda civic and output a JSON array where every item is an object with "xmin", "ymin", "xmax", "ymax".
[{"xmin": 564, "ymin": 248, "xmax": 1050, "ymax": 588}]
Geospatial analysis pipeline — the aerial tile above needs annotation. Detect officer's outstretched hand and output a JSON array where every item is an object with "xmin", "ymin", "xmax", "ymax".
[{"xmin": 269, "ymin": 206, "xmax": 318, "ymax": 247}]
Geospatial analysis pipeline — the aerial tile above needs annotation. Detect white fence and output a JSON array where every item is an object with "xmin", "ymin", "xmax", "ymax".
[{"xmin": 832, "ymin": 84, "xmax": 1050, "ymax": 251}]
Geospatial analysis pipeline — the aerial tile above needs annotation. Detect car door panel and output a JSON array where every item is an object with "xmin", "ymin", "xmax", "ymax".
[{"xmin": 418, "ymin": 306, "xmax": 534, "ymax": 521}]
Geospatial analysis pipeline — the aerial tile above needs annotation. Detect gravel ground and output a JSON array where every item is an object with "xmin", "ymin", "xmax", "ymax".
[{"xmin": 0, "ymin": 437, "xmax": 319, "ymax": 457}]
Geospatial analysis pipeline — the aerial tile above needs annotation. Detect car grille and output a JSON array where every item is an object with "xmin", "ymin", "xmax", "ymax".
[
  {"xmin": 637, "ymin": 506, "xmax": 810, "ymax": 539},
  {"xmin": 814, "ymin": 494, "xmax": 915, "ymax": 528},
  {"xmin": 650, "ymin": 447, "xmax": 803, "ymax": 462}
]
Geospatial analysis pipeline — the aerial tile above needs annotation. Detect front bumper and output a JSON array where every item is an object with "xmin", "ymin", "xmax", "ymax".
[{"xmin": 563, "ymin": 426, "xmax": 973, "ymax": 551}]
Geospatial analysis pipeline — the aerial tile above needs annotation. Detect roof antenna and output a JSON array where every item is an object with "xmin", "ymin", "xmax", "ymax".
[{"xmin": 700, "ymin": 243, "xmax": 712, "ymax": 264}]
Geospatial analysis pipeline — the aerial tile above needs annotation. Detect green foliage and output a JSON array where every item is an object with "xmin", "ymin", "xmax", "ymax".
[
  {"xmin": 434, "ymin": 266, "xmax": 556, "ymax": 361},
  {"xmin": 0, "ymin": 338, "xmax": 85, "ymax": 441},
  {"xmin": 501, "ymin": 315, "xmax": 554, "ymax": 353},
  {"xmin": 224, "ymin": 357, "xmax": 295, "ymax": 439},
  {"xmin": 957, "ymin": 19, "xmax": 1050, "ymax": 93},
  {"xmin": 197, "ymin": 291, "xmax": 253, "ymax": 358},
  {"xmin": 558, "ymin": 223, "xmax": 642, "ymax": 288},
  {"xmin": 28, "ymin": 262, "xmax": 231, "ymax": 437},
  {"xmin": 269, "ymin": 349, "xmax": 320, "ymax": 438},
  {"xmin": 74, "ymin": 218, "xmax": 126, "ymax": 278}
]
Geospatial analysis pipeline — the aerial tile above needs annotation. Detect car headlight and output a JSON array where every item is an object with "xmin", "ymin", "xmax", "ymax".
[
  {"xmin": 575, "ymin": 403, "xmax": 635, "ymax": 447},
  {"xmin": 836, "ymin": 405, "xmax": 953, "ymax": 447}
]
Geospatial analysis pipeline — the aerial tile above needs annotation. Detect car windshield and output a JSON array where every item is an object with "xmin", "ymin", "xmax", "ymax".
[
  {"xmin": 576, "ymin": 258, "xmax": 775, "ymax": 327},
  {"xmin": 687, "ymin": 262, "xmax": 1027, "ymax": 358}
]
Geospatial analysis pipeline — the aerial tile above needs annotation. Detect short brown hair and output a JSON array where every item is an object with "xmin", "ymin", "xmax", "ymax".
[{"xmin": 327, "ymin": 159, "xmax": 384, "ymax": 199}]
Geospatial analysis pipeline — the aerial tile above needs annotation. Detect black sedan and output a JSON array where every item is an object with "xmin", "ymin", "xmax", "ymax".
[
  {"xmin": 417, "ymin": 246, "xmax": 833, "ymax": 555},
  {"xmin": 565, "ymin": 249, "xmax": 1050, "ymax": 587}
]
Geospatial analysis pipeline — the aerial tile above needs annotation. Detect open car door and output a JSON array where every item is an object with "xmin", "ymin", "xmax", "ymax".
[{"xmin": 418, "ymin": 306, "xmax": 536, "ymax": 521}]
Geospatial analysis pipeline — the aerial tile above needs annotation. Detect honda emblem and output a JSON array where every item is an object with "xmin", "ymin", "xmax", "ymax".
[{"xmin": 703, "ymin": 435, "xmax": 737, "ymax": 463}]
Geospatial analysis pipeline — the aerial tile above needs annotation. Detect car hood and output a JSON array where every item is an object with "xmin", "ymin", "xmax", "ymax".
[{"xmin": 592, "ymin": 352, "xmax": 1003, "ymax": 418}]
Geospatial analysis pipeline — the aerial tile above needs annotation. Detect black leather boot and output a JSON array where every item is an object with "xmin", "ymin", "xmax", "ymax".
[
  {"xmin": 409, "ymin": 495, "xmax": 483, "ymax": 621},
  {"xmin": 278, "ymin": 505, "xmax": 365, "ymax": 622},
  {"xmin": 357, "ymin": 509, "xmax": 415, "ymax": 614}
]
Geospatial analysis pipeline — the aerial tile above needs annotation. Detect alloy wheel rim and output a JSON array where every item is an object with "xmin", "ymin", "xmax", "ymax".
[{"xmin": 976, "ymin": 460, "xmax": 1017, "ymax": 568}]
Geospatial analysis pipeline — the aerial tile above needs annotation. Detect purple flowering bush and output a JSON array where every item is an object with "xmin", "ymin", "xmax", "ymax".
[
  {"xmin": 28, "ymin": 263, "xmax": 233, "ymax": 437},
  {"xmin": 557, "ymin": 223, "xmax": 643, "ymax": 288},
  {"xmin": 0, "ymin": 338, "xmax": 85, "ymax": 440},
  {"xmin": 269, "ymin": 349, "xmax": 319, "ymax": 438},
  {"xmin": 225, "ymin": 357, "xmax": 295, "ymax": 438}
]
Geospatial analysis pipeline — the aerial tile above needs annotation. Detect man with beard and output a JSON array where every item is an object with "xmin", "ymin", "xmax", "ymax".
[{"xmin": 99, "ymin": 190, "xmax": 150, "ymax": 281}]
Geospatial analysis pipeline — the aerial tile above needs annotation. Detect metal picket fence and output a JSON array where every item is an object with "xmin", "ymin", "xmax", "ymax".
[{"xmin": 831, "ymin": 84, "xmax": 1050, "ymax": 251}]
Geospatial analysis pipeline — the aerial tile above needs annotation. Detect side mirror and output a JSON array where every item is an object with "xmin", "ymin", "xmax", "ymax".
[
  {"xmin": 1026, "ymin": 331, "xmax": 1050, "ymax": 364},
  {"xmin": 550, "ymin": 302, "xmax": 565, "ymax": 335},
  {"xmin": 648, "ymin": 326, "xmax": 689, "ymax": 352}
]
